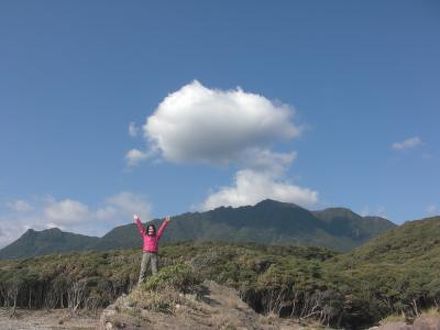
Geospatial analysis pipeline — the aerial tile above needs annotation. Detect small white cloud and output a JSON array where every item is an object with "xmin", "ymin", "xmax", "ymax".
[
  {"xmin": 142, "ymin": 80, "xmax": 301, "ymax": 165},
  {"xmin": 97, "ymin": 191, "xmax": 151, "ymax": 221},
  {"xmin": 44, "ymin": 199, "xmax": 91, "ymax": 225},
  {"xmin": 426, "ymin": 204, "xmax": 439, "ymax": 216},
  {"xmin": 46, "ymin": 222, "xmax": 63, "ymax": 229},
  {"xmin": 392, "ymin": 136, "xmax": 422, "ymax": 151},
  {"xmin": 128, "ymin": 122, "xmax": 139, "ymax": 137},
  {"xmin": 6, "ymin": 200, "xmax": 33, "ymax": 212},
  {"xmin": 126, "ymin": 148, "xmax": 149, "ymax": 166},
  {"xmin": 201, "ymin": 169, "xmax": 318, "ymax": 211}
]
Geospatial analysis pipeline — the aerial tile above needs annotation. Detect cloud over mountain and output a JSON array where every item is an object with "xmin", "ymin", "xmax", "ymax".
[
  {"xmin": 201, "ymin": 169, "xmax": 318, "ymax": 211},
  {"xmin": 127, "ymin": 81, "xmax": 317, "ymax": 209}
]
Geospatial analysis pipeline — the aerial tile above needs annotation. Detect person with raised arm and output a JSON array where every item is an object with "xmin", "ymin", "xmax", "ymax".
[{"xmin": 133, "ymin": 214, "xmax": 170, "ymax": 284}]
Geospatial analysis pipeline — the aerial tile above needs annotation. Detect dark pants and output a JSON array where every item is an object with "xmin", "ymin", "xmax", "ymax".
[{"xmin": 138, "ymin": 251, "xmax": 158, "ymax": 284}]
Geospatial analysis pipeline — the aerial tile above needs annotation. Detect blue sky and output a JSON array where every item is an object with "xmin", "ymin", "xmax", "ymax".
[{"xmin": 0, "ymin": 1, "xmax": 439, "ymax": 245}]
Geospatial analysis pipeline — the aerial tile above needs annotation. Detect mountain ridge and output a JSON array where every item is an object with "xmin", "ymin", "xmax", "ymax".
[
  {"xmin": 0, "ymin": 199, "xmax": 396, "ymax": 259},
  {"xmin": 0, "ymin": 227, "xmax": 99, "ymax": 259}
]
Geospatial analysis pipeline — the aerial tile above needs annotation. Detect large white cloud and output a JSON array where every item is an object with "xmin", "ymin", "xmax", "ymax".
[
  {"xmin": 126, "ymin": 81, "xmax": 318, "ymax": 210},
  {"xmin": 201, "ymin": 169, "xmax": 318, "ymax": 211},
  {"xmin": 0, "ymin": 192, "xmax": 152, "ymax": 248},
  {"xmin": 142, "ymin": 80, "xmax": 300, "ymax": 165}
]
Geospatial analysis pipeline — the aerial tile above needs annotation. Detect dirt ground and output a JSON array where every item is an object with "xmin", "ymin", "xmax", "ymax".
[{"xmin": 0, "ymin": 308, "xmax": 100, "ymax": 330}]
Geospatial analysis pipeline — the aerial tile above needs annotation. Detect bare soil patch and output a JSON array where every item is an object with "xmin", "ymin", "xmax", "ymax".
[{"xmin": 0, "ymin": 308, "xmax": 99, "ymax": 330}]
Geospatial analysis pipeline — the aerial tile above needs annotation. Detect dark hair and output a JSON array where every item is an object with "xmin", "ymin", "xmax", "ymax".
[{"xmin": 146, "ymin": 224, "xmax": 156, "ymax": 236}]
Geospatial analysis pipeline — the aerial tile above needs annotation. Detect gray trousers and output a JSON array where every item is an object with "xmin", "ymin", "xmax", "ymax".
[{"xmin": 138, "ymin": 252, "xmax": 158, "ymax": 284}]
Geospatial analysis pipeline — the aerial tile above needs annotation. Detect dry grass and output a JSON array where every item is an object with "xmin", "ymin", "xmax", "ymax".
[
  {"xmin": 379, "ymin": 307, "xmax": 440, "ymax": 326},
  {"xmin": 423, "ymin": 307, "xmax": 440, "ymax": 316},
  {"xmin": 378, "ymin": 313, "xmax": 407, "ymax": 325},
  {"xmin": 128, "ymin": 286, "xmax": 181, "ymax": 313}
]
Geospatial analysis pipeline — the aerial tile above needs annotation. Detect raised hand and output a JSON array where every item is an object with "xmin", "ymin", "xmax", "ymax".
[
  {"xmin": 133, "ymin": 214, "xmax": 140, "ymax": 223},
  {"xmin": 165, "ymin": 215, "xmax": 171, "ymax": 222}
]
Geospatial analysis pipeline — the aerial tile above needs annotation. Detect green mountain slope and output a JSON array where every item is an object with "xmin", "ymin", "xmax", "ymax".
[
  {"xmin": 321, "ymin": 216, "xmax": 440, "ymax": 326},
  {"xmin": 312, "ymin": 207, "xmax": 396, "ymax": 243},
  {"xmin": 0, "ymin": 199, "xmax": 397, "ymax": 259},
  {"xmin": 94, "ymin": 199, "xmax": 396, "ymax": 252},
  {"xmin": 0, "ymin": 228, "xmax": 99, "ymax": 259},
  {"xmin": 333, "ymin": 215, "xmax": 440, "ymax": 266}
]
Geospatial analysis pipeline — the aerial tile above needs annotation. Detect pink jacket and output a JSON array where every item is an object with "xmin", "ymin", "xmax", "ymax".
[{"xmin": 135, "ymin": 218, "xmax": 169, "ymax": 253}]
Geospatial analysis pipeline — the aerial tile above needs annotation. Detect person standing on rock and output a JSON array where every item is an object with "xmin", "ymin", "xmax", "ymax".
[{"xmin": 134, "ymin": 214, "xmax": 171, "ymax": 284}]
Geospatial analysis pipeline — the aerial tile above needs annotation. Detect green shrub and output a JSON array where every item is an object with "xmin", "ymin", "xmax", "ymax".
[{"xmin": 141, "ymin": 263, "xmax": 201, "ymax": 294}]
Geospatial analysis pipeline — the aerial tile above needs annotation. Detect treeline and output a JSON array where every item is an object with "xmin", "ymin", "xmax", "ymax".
[
  {"xmin": 0, "ymin": 250, "xmax": 139, "ymax": 315},
  {"xmin": 0, "ymin": 237, "xmax": 440, "ymax": 329}
]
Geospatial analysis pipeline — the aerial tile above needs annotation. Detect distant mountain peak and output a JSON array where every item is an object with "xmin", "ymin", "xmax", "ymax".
[
  {"xmin": 209, "ymin": 199, "xmax": 302, "ymax": 213},
  {"xmin": 45, "ymin": 227, "xmax": 62, "ymax": 232},
  {"xmin": 254, "ymin": 199, "xmax": 301, "ymax": 208},
  {"xmin": 23, "ymin": 228, "xmax": 37, "ymax": 237},
  {"xmin": 0, "ymin": 227, "xmax": 99, "ymax": 260},
  {"xmin": 313, "ymin": 207, "xmax": 362, "ymax": 219},
  {"xmin": 25, "ymin": 227, "xmax": 62, "ymax": 233}
]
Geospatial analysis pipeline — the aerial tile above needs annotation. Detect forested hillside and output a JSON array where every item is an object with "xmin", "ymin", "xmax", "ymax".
[{"xmin": 1, "ymin": 217, "xmax": 439, "ymax": 329}]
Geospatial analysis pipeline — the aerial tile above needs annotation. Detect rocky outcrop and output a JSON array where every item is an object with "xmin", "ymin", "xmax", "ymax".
[{"xmin": 99, "ymin": 281, "xmax": 304, "ymax": 329}]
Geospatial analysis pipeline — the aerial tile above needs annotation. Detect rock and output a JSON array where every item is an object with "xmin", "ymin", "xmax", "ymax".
[
  {"xmin": 376, "ymin": 321, "xmax": 412, "ymax": 330},
  {"xmin": 100, "ymin": 306, "xmax": 117, "ymax": 329},
  {"xmin": 99, "ymin": 296, "xmax": 121, "ymax": 329},
  {"xmin": 413, "ymin": 315, "xmax": 440, "ymax": 330}
]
